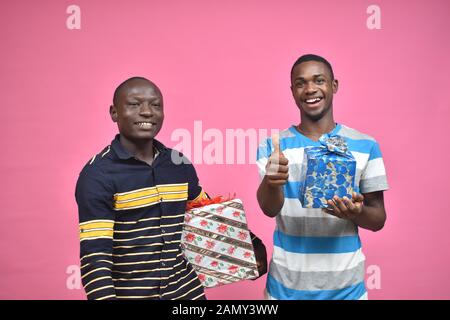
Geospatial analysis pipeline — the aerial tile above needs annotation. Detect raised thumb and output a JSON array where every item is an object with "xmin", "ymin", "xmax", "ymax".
[{"xmin": 271, "ymin": 133, "xmax": 285, "ymax": 157}]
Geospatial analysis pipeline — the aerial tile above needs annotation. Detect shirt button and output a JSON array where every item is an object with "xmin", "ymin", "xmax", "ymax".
[
  {"xmin": 161, "ymin": 262, "xmax": 166, "ymax": 266},
  {"xmin": 161, "ymin": 229, "xmax": 166, "ymax": 234}
]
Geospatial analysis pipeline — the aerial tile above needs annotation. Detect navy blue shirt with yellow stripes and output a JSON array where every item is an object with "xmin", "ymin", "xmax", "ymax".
[{"xmin": 75, "ymin": 135, "xmax": 207, "ymax": 300}]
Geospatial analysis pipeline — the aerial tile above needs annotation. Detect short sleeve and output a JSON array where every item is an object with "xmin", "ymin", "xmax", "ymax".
[
  {"xmin": 359, "ymin": 141, "xmax": 389, "ymax": 194},
  {"xmin": 256, "ymin": 138, "xmax": 272, "ymax": 180}
]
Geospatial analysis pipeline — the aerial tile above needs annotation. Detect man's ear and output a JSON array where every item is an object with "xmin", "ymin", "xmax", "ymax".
[
  {"xmin": 332, "ymin": 79, "xmax": 339, "ymax": 94},
  {"xmin": 110, "ymin": 105, "xmax": 118, "ymax": 122}
]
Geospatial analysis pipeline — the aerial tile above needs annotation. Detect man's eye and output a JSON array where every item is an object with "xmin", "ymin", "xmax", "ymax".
[
  {"xmin": 129, "ymin": 102, "xmax": 139, "ymax": 106},
  {"xmin": 316, "ymin": 79, "xmax": 325, "ymax": 84},
  {"xmin": 295, "ymin": 82, "xmax": 304, "ymax": 88}
]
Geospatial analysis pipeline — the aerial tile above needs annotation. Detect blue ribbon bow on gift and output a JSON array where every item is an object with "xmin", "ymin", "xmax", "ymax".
[{"xmin": 320, "ymin": 134, "xmax": 349, "ymax": 155}]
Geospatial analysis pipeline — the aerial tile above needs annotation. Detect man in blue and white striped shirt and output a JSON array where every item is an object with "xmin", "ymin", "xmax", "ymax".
[{"xmin": 256, "ymin": 54, "xmax": 389, "ymax": 300}]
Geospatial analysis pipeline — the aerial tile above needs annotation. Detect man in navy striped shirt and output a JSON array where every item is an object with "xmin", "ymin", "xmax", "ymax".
[
  {"xmin": 256, "ymin": 54, "xmax": 389, "ymax": 300},
  {"xmin": 75, "ymin": 77, "xmax": 208, "ymax": 300}
]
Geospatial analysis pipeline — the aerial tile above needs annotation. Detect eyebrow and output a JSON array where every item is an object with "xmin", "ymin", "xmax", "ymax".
[
  {"xmin": 126, "ymin": 95, "xmax": 161, "ymax": 101},
  {"xmin": 293, "ymin": 74, "xmax": 326, "ymax": 81}
]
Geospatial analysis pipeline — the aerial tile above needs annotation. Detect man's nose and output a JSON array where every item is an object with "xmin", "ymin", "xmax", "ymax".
[
  {"xmin": 139, "ymin": 102, "xmax": 154, "ymax": 116},
  {"xmin": 305, "ymin": 82, "xmax": 318, "ymax": 94}
]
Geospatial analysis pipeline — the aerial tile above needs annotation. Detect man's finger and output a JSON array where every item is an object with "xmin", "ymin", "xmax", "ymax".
[
  {"xmin": 352, "ymin": 192, "xmax": 364, "ymax": 203},
  {"xmin": 276, "ymin": 165, "xmax": 289, "ymax": 173},
  {"xmin": 266, "ymin": 164, "xmax": 289, "ymax": 177},
  {"xmin": 343, "ymin": 196, "xmax": 356, "ymax": 211},
  {"xmin": 266, "ymin": 164, "xmax": 289, "ymax": 174},
  {"xmin": 267, "ymin": 172, "xmax": 289, "ymax": 180},
  {"xmin": 269, "ymin": 157, "xmax": 289, "ymax": 167},
  {"xmin": 327, "ymin": 199, "xmax": 342, "ymax": 216},
  {"xmin": 266, "ymin": 162, "xmax": 288, "ymax": 175},
  {"xmin": 332, "ymin": 196, "xmax": 347, "ymax": 212},
  {"xmin": 268, "ymin": 180, "xmax": 289, "ymax": 186}
]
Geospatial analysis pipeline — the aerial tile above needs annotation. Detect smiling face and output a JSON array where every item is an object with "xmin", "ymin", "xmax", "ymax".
[
  {"xmin": 291, "ymin": 60, "xmax": 338, "ymax": 121},
  {"xmin": 110, "ymin": 78, "xmax": 164, "ymax": 144}
]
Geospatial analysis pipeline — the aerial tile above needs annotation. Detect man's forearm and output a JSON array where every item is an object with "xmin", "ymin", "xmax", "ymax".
[
  {"xmin": 257, "ymin": 176, "xmax": 285, "ymax": 217},
  {"xmin": 352, "ymin": 205, "xmax": 386, "ymax": 232}
]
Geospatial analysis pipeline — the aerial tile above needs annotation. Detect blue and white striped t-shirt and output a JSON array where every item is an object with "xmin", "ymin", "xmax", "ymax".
[{"xmin": 256, "ymin": 124, "xmax": 389, "ymax": 300}]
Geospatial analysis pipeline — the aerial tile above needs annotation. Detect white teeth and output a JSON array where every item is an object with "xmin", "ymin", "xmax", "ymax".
[
  {"xmin": 137, "ymin": 122, "xmax": 153, "ymax": 127},
  {"xmin": 306, "ymin": 98, "xmax": 322, "ymax": 103}
]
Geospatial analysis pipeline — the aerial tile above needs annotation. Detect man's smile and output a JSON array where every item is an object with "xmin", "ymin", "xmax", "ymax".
[
  {"xmin": 304, "ymin": 97, "xmax": 323, "ymax": 104},
  {"xmin": 135, "ymin": 121, "xmax": 156, "ymax": 129},
  {"xmin": 303, "ymin": 96, "xmax": 324, "ymax": 108}
]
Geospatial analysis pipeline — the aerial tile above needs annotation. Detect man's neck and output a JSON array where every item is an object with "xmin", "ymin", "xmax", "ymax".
[
  {"xmin": 119, "ymin": 136, "xmax": 156, "ymax": 165},
  {"xmin": 297, "ymin": 113, "xmax": 336, "ymax": 141}
]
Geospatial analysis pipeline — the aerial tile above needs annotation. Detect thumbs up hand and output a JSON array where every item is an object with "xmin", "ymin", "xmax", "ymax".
[{"xmin": 265, "ymin": 134, "xmax": 289, "ymax": 187}]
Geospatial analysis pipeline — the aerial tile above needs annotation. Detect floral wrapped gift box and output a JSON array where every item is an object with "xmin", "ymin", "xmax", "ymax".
[{"xmin": 181, "ymin": 198, "xmax": 259, "ymax": 288}]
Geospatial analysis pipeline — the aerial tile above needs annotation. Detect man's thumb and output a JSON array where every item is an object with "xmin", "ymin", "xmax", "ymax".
[{"xmin": 271, "ymin": 133, "xmax": 285, "ymax": 157}]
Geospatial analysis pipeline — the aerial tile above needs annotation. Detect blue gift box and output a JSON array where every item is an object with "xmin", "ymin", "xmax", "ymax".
[{"xmin": 300, "ymin": 135, "xmax": 356, "ymax": 208}]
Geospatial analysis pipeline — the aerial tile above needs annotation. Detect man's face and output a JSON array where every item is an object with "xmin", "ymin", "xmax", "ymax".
[
  {"xmin": 110, "ymin": 79, "xmax": 164, "ymax": 142},
  {"xmin": 291, "ymin": 61, "xmax": 338, "ymax": 121}
]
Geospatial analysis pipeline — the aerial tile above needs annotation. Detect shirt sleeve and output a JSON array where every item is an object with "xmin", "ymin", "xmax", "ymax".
[
  {"xmin": 75, "ymin": 166, "xmax": 117, "ymax": 300},
  {"xmin": 256, "ymin": 137, "xmax": 272, "ymax": 181},
  {"xmin": 359, "ymin": 141, "xmax": 389, "ymax": 194},
  {"xmin": 185, "ymin": 161, "xmax": 208, "ymax": 202}
]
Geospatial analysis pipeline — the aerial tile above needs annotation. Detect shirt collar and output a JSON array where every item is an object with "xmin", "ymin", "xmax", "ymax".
[{"xmin": 111, "ymin": 134, "xmax": 168, "ymax": 160}]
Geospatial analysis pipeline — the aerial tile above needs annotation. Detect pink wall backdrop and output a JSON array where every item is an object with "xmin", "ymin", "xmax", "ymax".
[{"xmin": 1, "ymin": 0, "xmax": 449, "ymax": 299}]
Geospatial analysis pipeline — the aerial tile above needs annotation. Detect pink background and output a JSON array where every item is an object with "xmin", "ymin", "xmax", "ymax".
[{"xmin": 1, "ymin": 0, "xmax": 449, "ymax": 299}]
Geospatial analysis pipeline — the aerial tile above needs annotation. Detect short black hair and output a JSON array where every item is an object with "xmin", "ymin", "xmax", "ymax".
[
  {"xmin": 112, "ymin": 76, "xmax": 159, "ymax": 105},
  {"xmin": 291, "ymin": 54, "xmax": 334, "ymax": 80}
]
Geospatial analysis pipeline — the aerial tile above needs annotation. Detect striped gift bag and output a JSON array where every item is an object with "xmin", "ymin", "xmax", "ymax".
[{"xmin": 181, "ymin": 199, "xmax": 259, "ymax": 287}]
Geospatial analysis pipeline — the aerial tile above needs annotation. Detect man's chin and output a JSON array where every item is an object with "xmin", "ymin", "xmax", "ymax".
[
  {"xmin": 303, "ymin": 109, "xmax": 326, "ymax": 121},
  {"xmin": 137, "ymin": 133, "xmax": 158, "ymax": 141},
  {"xmin": 301, "ymin": 105, "xmax": 332, "ymax": 122},
  {"xmin": 125, "ymin": 132, "xmax": 158, "ymax": 142},
  {"xmin": 136, "ymin": 127, "xmax": 162, "ymax": 139},
  {"xmin": 308, "ymin": 114, "xmax": 326, "ymax": 122}
]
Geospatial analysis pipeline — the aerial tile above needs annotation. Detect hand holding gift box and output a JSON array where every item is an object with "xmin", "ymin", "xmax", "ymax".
[
  {"xmin": 300, "ymin": 134, "xmax": 356, "ymax": 208},
  {"xmin": 181, "ymin": 197, "xmax": 267, "ymax": 288}
]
